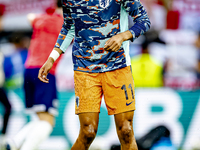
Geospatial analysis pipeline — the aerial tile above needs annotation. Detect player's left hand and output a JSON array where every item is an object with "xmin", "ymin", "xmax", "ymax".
[
  {"xmin": 104, "ymin": 30, "xmax": 133, "ymax": 52},
  {"xmin": 104, "ymin": 33, "xmax": 124, "ymax": 52}
]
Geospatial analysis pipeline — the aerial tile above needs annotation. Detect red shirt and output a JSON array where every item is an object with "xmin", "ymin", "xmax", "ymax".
[{"xmin": 25, "ymin": 13, "xmax": 63, "ymax": 75}]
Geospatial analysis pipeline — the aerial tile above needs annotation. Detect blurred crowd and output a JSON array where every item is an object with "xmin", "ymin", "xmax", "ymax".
[
  {"xmin": 130, "ymin": 0, "xmax": 200, "ymax": 90},
  {"xmin": 0, "ymin": 0, "xmax": 200, "ymax": 150}
]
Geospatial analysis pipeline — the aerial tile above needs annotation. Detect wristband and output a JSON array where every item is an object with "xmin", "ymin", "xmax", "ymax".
[{"xmin": 49, "ymin": 50, "xmax": 60, "ymax": 61}]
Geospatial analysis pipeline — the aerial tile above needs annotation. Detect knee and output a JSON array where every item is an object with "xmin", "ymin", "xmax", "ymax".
[
  {"xmin": 121, "ymin": 125, "xmax": 132, "ymax": 140},
  {"xmin": 82, "ymin": 124, "xmax": 97, "ymax": 143},
  {"xmin": 118, "ymin": 121, "xmax": 133, "ymax": 143}
]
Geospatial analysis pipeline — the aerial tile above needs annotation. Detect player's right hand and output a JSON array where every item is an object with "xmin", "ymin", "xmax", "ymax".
[{"xmin": 38, "ymin": 57, "xmax": 54, "ymax": 83}]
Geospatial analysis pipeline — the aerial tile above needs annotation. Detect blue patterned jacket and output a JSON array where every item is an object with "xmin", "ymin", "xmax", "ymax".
[{"xmin": 55, "ymin": 0, "xmax": 150, "ymax": 72}]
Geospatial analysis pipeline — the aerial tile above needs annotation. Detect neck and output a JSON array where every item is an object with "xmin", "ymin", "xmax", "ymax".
[{"xmin": 55, "ymin": 8, "xmax": 62, "ymax": 15}]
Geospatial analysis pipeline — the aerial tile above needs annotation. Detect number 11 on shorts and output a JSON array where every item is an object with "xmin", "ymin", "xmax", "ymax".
[{"xmin": 121, "ymin": 84, "xmax": 134, "ymax": 100}]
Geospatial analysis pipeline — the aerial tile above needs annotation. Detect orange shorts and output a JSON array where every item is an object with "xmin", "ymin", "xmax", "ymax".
[{"xmin": 74, "ymin": 66, "xmax": 135, "ymax": 115}]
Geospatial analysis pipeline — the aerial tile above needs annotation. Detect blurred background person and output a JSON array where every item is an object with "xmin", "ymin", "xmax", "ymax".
[
  {"xmin": 3, "ymin": 33, "xmax": 29, "ymax": 90},
  {"xmin": 131, "ymin": 40, "xmax": 164, "ymax": 88},
  {"xmin": 0, "ymin": 50, "xmax": 12, "ymax": 149},
  {"xmin": 5, "ymin": 0, "xmax": 64, "ymax": 150},
  {"xmin": 0, "ymin": 4, "xmax": 12, "ymax": 149},
  {"xmin": 131, "ymin": 31, "xmax": 166, "ymax": 88}
]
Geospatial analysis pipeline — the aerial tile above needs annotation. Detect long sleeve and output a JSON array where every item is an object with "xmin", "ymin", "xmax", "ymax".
[
  {"xmin": 54, "ymin": 0, "xmax": 75, "ymax": 52},
  {"xmin": 122, "ymin": 0, "xmax": 151, "ymax": 41}
]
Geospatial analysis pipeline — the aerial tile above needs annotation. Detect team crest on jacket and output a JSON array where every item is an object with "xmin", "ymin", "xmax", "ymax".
[{"xmin": 99, "ymin": 0, "xmax": 112, "ymax": 8}]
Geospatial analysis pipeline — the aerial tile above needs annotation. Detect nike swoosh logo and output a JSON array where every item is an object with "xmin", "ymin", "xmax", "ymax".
[{"xmin": 126, "ymin": 101, "xmax": 134, "ymax": 106}]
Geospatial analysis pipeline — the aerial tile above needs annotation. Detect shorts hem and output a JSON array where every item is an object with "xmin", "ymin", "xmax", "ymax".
[
  {"xmin": 75, "ymin": 110, "xmax": 100, "ymax": 115},
  {"xmin": 25, "ymin": 105, "xmax": 58, "ymax": 116},
  {"xmin": 108, "ymin": 108, "xmax": 135, "ymax": 115}
]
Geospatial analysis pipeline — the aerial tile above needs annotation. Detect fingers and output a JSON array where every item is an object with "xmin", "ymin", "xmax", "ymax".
[
  {"xmin": 104, "ymin": 38, "xmax": 121, "ymax": 52},
  {"xmin": 104, "ymin": 41, "xmax": 120, "ymax": 52},
  {"xmin": 104, "ymin": 38, "xmax": 115, "ymax": 50},
  {"xmin": 112, "ymin": 45, "xmax": 120, "ymax": 52},
  {"xmin": 104, "ymin": 39, "xmax": 112, "ymax": 50},
  {"xmin": 38, "ymin": 67, "xmax": 49, "ymax": 83},
  {"xmin": 38, "ymin": 59, "xmax": 54, "ymax": 83}
]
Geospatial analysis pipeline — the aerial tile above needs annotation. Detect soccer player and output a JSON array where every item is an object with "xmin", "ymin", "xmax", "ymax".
[
  {"xmin": 5, "ymin": 1, "xmax": 63, "ymax": 150},
  {"xmin": 0, "ymin": 5, "xmax": 12, "ymax": 146},
  {"xmin": 39, "ymin": 0, "xmax": 150, "ymax": 149}
]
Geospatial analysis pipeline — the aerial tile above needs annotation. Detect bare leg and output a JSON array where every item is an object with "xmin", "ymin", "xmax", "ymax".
[
  {"xmin": 37, "ymin": 112, "xmax": 54, "ymax": 126},
  {"xmin": 71, "ymin": 112, "xmax": 99, "ymax": 150},
  {"xmin": 114, "ymin": 111, "xmax": 138, "ymax": 150}
]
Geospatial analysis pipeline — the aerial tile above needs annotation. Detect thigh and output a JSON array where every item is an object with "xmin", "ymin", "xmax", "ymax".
[
  {"xmin": 74, "ymin": 71, "xmax": 102, "ymax": 114},
  {"xmin": 102, "ymin": 66, "xmax": 135, "ymax": 115}
]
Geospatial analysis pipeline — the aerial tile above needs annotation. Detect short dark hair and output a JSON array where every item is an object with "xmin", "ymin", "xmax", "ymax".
[
  {"xmin": 57, "ymin": 0, "xmax": 62, "ymax": 8},
  {"xmin": 8, "ymin": 32, "xmax": 25, "ymax": 44}
]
